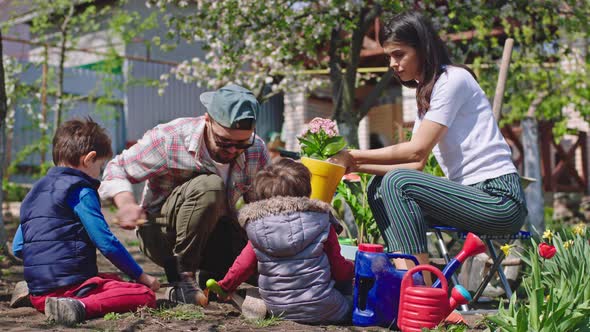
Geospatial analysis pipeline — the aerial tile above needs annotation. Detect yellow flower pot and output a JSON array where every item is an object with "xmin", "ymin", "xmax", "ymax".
[{"xmin": 301, "ymin": 157, "xmax": 346, "ymax": 203}]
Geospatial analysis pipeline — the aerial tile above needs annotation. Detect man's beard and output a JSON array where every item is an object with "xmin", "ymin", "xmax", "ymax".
[{"xmin": 212, "ymin": 149, "xmax": 240, "ymax": 164}]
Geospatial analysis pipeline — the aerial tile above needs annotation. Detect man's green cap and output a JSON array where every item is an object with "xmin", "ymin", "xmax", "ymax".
[{"xmin": 199, "ymin": 83, "xmax": 259, "ymax": 129}]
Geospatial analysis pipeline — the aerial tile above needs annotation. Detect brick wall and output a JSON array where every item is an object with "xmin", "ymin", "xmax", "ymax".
[{"xmin": 282, "ymin": 92, "xmax": 306, "ymax": 152}]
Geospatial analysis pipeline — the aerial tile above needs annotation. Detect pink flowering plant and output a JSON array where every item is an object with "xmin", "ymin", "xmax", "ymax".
[{"xmin": 298, "ymin": 117, "xmax": 347, "ymax": 160}]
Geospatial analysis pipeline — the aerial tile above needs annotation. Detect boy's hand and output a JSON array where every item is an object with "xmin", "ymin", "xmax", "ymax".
[
  {"xmin": 218, "ymin": 292, "xmax": 233, "ymax": 303},
  {"xmin": 206, "ymin": 279, "xmax": 232, "ymax": 302},
  {"xmin": 138, "ymin": 273, "xmax": 160, "ymax": 291},
  {"xmin": 116, "ymin": 203, "xmax": 146, "ymax": 230}
]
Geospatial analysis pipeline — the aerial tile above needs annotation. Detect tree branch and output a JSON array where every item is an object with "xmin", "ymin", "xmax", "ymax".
[
  {"xmin": 54, "ymin": 3, "xmax": 75, "ymax": 133},
  {"xmin": 346, "ymin": 3, "xmax": 383, "ymax": 120},
  {"xmin": 329, "ymin": 27, "xmax": 343, "ymax": 119},
  {"xmin": 346, "ymin": 9, "xmax": 366, "ymax": 95},
  {"xmin": 255, "ymin": 68, "xmax": 271, "ymax": 102},
  {"xmin": 0, "ymin": 30, "xmax": 8, "ymax": 247},
  {"xmin": 527, "ymin": 91, "xmax": 549, "ymax": 118},
  {"xmin": 261, "ymin": 89, "xmax": 283, "ymax": 103},
  {"xmin": 358, "ymin": 68, "xmax": 395, "ymax": 119},
  {"xmin": 0, "ymin": 32, "xmax": 7, "ymax": 123}
]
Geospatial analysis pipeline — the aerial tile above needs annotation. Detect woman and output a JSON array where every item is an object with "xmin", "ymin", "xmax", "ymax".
[{"xmin": 330, "ymin": 11, "xmax": 527, "ymax": 276}]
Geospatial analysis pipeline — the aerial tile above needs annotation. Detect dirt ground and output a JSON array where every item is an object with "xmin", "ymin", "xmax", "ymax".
[{"xmin": 0, "ymin": 203, "xmax": 489, "ymax": 331}]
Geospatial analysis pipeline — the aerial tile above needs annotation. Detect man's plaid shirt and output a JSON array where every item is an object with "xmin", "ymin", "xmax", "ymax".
[{"xmin": 99, "ymin": 117, "xmax": 270, "ymax": 215}]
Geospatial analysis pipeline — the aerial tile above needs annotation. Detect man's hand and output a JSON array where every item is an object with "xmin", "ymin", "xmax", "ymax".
[
  {"xmin": 113, "ymin": 192, "xmax": 146, "ymax": 230},
  {"xmin": 115, "ymin": 202, "xmax": 146, "ymax": 230},
  {"xmin": 137, "ymin": 273, "xmax": 160, "ymax": 291}
]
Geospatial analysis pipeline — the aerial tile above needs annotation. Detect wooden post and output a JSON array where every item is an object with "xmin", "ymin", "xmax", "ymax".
[
  {"xmin": 580, "ymin": 131, "xmax": 588, "ymax": 194},
  {"xmin": 522, "ymin": 116, "xmax": 545, "ymax": 236},
  {"xmin": 539, "ymin": 122, "xmax": 554, "ymax": 192},
  {"xmin": 492, "ymin": 38, "xmax": 514, "ymax": 121}
]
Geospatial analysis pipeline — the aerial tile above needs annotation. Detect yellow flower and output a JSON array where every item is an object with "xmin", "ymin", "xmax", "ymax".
[
  {"xmin": 563, "ymin": 240, "xmax": 574, "ymax": 249},
  {"xmin": 542, "ymin": 229, "xmax": 554, "ymax": 241},
  {"xmin": 501, "ymin": 243, "xmax": 516, "ymax": 256},
  {"xmin": 572, "ymin": 223, "xmax": 586, "ymax": 236}
]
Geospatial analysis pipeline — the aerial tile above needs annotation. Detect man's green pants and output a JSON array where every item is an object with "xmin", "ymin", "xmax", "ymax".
[{"xmin": 137, "ymin": 174, "xmax": 247, "ymax": 283}]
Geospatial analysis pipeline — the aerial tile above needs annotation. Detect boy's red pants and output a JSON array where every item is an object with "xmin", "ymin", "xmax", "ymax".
[{"xmin": 30, "ymin": 274, "xmax": 156, "ymax": 318}]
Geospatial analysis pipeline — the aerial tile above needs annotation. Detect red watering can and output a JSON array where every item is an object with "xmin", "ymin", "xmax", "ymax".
[{"xmin": 397, "ymin": 265, "xmax": 471, "ymax": 332}]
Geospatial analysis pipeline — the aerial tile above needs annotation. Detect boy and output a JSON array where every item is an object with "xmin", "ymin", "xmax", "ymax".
[{"xmin": 12, "ymin": 118, "xmax": 160, "ymax": 326}]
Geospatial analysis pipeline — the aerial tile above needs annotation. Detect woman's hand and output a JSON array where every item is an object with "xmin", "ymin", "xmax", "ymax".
[{"xmin": 328, "ymin": 150, "xmax": 356, "ymax": 174}]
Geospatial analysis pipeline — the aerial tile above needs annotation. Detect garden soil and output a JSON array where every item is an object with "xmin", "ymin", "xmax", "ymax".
[{"xmin": 0, "ymin": 203, "xmax": 488, "ymax": 331}]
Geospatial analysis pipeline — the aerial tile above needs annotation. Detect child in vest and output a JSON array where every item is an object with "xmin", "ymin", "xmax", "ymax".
[
  {"xmin": 217, "ymin": 158, "xmax": 353, "ymax": 324},
  {"xmin": 12, "ymin": 118, "xmax": 160, "ymax": 325}
]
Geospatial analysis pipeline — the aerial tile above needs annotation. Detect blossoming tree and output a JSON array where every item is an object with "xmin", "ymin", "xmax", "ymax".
[
  {"xmin": 147, "ymin": 0, "xmax": 404, "ymax": 146},
  {"xmin": 147, "ymin": 1, "xmax": 589, "ymax": 149}
]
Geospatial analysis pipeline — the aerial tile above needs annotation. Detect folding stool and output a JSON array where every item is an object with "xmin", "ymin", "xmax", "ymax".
[{"xmin": 431, "ymin": 226, "xmax": 532, "ymax": 305}]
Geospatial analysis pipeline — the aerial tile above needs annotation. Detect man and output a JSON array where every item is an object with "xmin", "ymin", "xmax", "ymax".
[{"xmin": 99, "ymin": 83, "xmax": 270, "ymax": 305}]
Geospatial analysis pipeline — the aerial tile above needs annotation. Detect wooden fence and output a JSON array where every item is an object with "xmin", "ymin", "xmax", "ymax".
[{"xmin": 502, "ymin": 121, "xmax": 588, "ymax": 193}]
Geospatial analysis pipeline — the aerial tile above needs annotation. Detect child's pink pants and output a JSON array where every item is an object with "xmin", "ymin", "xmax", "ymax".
[{"xmin": 30, "ymin": 273, "xmax": 156, "ymax": 318}]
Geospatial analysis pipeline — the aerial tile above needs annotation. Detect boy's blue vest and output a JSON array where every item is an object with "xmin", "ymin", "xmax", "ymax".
[{"xmin": 20, "ymin": 167, "xmax": 101, "ymax": 295}]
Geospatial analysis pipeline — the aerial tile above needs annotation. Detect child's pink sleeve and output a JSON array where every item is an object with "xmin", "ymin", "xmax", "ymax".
[
  {"xmin": 218, "ymin": 241, "xmax": 258, "ymax": 293},
  {"xmin": 325, "ymin": 225, "xmax": 354, "ymax": 281}
]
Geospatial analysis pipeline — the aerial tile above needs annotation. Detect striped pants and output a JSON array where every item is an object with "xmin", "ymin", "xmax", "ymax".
[{"xmin": 367, "ymin": 169, "xmax": 527, "ymax": 254}]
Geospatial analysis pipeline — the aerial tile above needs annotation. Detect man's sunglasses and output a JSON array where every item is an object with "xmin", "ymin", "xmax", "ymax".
[{"xmin": 209, "ymin": 123, "xmax": 256, "ymax": 150}]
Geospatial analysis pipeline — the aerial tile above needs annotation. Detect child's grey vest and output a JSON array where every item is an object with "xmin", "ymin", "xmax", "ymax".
[{"xmin": 240, "ymin": 196, "xmax": 350, "ymax": 323}]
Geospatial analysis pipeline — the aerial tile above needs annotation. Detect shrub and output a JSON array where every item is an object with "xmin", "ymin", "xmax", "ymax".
[
  {"xmin": 3, "ymin": 181, "xmax": 31, "ymax": 202},
  {"xmin": 333, "ymin": 173, "xmax": 380, "ymax": 245}
]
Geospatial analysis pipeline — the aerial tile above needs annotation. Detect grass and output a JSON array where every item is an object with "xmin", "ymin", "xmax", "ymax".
[
  {"xmin": 147, "ymin": 304, "xmax": 205, "ymax": 321},
  {"xmin": 103, "ymin": 305, "xmax": 205, "ymax": 323},
  {"xmin": 125, "ymin": 240, "xmax": 140, "ymax": 247},
  {"xmin": 103, "ymin": 312, "xmax": 134, "ymax": 321},
  {"xmin": 248, "ymin": 315, "xmax": 283, "ymax": 328},
  {"xmin": 430, "ymin": 324, "xmax": 469, "ymax": 332}
]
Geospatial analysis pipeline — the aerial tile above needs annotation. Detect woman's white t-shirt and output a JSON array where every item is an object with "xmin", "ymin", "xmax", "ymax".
[{"xmin": 412, "ymin": 66, "xmax": 516, "ymax": 185}]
